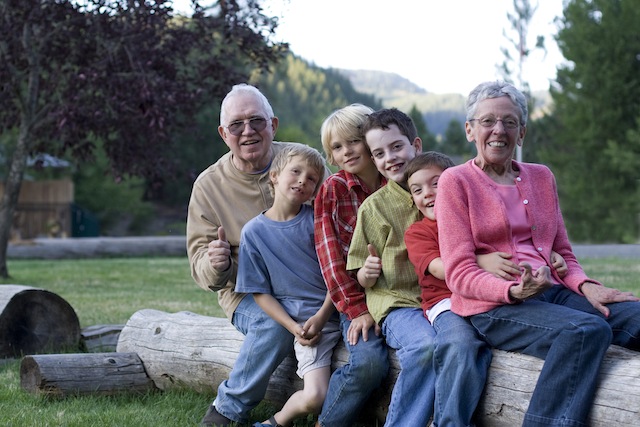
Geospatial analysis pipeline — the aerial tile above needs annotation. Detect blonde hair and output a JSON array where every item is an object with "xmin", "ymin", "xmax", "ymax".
[
  {"xmin": 270, "ymin": 143, "xmax": 326, "ymax": 196},
  {"xmin": 320, "ymin": 104, "xmax": 374, "ymax": 165}
]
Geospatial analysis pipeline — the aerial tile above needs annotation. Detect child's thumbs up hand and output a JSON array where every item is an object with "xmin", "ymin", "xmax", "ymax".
[
  {"xmin": 363, "ymin": 244, "xmax": 382, "ymax": 279},
  {"xmin": 367, "ymin": 244, "xmax": 378, "ymax": 258},
  {"xmin": 208, "ymin": 225, "xmax": 231, "ymax": 271},
  {"xmin": 357, "ymin": 243, "xmax": 382, "ymax": 289}
]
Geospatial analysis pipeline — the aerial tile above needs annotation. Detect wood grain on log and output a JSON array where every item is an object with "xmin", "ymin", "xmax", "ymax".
[
  {"xmin": 20, "ymin": 352, "xmax": 157, "ymax": 397},
  {"xmin": 0, "ymin": 285, "xmax": 80, "ymax": 358},
  {"xmin": 117, "ymin": 309, "xmax": 640, "ymax": 426}
]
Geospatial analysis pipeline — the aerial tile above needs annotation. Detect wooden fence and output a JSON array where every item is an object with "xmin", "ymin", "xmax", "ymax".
[{"xmin": 0, "ymin": 179, "xmax": 74, "ymax": 240}]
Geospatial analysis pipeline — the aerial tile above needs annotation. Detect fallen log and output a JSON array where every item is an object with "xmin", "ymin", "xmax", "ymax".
[
  {"xmin": 20, "ymin": 352, "xmax": 157, "ymax": 397},
  {"xmin": 116, "ymin": 309, "xmax": 640, "ymax": 426},
  {"xmin": 81, "ymin": 324, "xmax": 125, "ymax": 353},
  {"xmin": 0, "ymin": 285, "xmax": 80, "ymax": 358}
]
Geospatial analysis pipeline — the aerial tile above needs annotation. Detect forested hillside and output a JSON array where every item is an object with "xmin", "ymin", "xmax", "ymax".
[{"xmin": 29, "ymin": 0, "xmax": 634, "ymax": 244}]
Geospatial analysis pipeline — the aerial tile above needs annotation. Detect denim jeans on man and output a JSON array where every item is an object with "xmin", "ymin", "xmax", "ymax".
[
  {"xmin": 432, "ymin": 310, "xmax": 492, "ymax": 427},
  {"xmin": 381, "ymin": 307, "xmax": 436, "ymax": 427},
  {"xmin": 470, "ymin": 286, "xmax": 640, "ymax": 427},
  {"xmin": 213, "ymin": 294, "xmax": 292, "ymax": 423},
  {"xmin": 317, "ymin": 313, "xmax": 389, "ymax": 427}
]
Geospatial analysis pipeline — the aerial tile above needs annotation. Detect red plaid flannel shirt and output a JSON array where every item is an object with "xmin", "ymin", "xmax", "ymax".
[{"xmin": 314, "ymin": 170, "xmax": 385, "ymax": 320}]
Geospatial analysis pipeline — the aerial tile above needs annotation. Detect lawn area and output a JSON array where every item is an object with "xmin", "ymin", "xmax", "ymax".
[
  {"xmin": 0, "ymin": 256, "xmax": 638, "ymax": 426},
  {"xmin": 0, "ymin": 257, "xmax": 224, "ymax": 327}
]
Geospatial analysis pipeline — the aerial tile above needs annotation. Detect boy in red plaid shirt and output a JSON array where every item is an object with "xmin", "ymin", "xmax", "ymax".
[{"xmin": 313, "ymin": 104, "xmax": 388, "ymax": 427}]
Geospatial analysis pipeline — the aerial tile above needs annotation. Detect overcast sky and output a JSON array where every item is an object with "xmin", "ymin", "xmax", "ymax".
[{"xmin": 175, "ymin": 0, "xmax": 567, "ymax": 96}]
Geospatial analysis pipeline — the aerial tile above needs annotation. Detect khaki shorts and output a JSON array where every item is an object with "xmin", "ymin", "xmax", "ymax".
[{"xmin": 294, "ymin": 321, "xmax": 341, "ymax": 378}]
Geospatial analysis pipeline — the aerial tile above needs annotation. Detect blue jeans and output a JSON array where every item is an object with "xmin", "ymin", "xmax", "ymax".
[
  {"xmin": 469, "ymin": 286, "xmax": 623, "ymax": 427},
  {"xmin": 214, "ymin": 294, "xmax": 292, "ymax": 423},
  {"xmin": 317, "ymin": 313, "xmax": 389, "ymax": 427},
  {"xmin": 381, "ymin": 308, "xmax": 436, "ymax": 427},
  {"xmin": 432, "ymin": 310, "xmax": 492, "ymax": 427}
]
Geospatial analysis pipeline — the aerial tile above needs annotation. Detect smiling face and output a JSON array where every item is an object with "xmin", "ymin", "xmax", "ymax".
[
  {"xmin": 218, "ymin": 92, "xmax": 279, "ymax": 173},
  {"xmin": 407, "ymin": 165, "xmax": 443, "ymax": 221},
  {"xmin": 466, "ymin": 96, "xmax": 526, "ymax": 170},
  {"xmin": 366, "ymin": 124, "xmax": 422, "ymax": 182},
  {"xmin": 270, "ymin": 155, "xmax": 321, "ymax": 206},
  {"xmin": 330, "ymin": 138, "xmax": 377, "ymax": 176}
]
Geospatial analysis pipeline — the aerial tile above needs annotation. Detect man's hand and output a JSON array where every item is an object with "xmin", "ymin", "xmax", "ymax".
[
  {"xmin": 208, "ymin": 225, "xmax": 231, "ymax": 271},
  {"xmin": 509, "ymin": 263, "xmax": 553, "ymax": 302},
  {"xmin": 581, "ymin": 282, "xmax": 639, "ymax": 318},
  {"xmin": 347, "ymin": 313, "xmax": 381, "ymax": 346}
]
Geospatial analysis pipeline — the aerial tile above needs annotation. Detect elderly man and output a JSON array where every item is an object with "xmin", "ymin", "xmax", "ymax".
[{"xmin": 187, "ymin": 83, "xmax": 306, "ymax": 426}]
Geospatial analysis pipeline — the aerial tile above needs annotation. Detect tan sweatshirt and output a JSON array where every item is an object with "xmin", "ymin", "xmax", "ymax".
[{"xmin": 186, "ymin": 142, "xmax": 334, "ymax": 320}]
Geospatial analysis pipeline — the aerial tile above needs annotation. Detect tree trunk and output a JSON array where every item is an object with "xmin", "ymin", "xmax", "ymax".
[
  {"xmin": 20, "ymin": 352, "xmax": 157, "ymax": 397},
  {"xmin": 116, "ymin": 309, "xmax": 640, "ymax": 426},
  {"xmin": 0, "ymin": 19, "xmax": 41, "ymax": 278},
  {"xmin": 0, "ymin": 285, "xmax": 81, "ymax": 358}
]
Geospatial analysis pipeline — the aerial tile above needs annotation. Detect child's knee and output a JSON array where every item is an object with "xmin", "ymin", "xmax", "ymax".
[{"xmin": 302, "ymin": 387, "xmax": 327, "ymax": 413}]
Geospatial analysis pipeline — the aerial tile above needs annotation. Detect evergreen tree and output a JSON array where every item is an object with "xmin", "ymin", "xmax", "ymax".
[
  {"xmin": 545, "ymin": 0, "xmax": 640, "ymax": 242},
  {"xmin": 408, "ymin": 105, "xmax": 437, "ymax": 151},
  {"xmin": 441, "ymin": 119, "xmax": 473, "ymax": 161}
]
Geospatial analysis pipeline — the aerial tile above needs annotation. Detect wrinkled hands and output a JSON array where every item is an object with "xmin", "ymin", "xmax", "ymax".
[
  {"xmin": 208, "ymin": 225, "xmax": 231, "ymax": 271},
  {"xmin": 347, "ymin": 313, "xmax": 381, "ymax": 346},
  {"xmin": 509, "ymin": 262, "xmax": 553, "ymax": 302},
  {"xmin": 581, "ymin": 282, "xmax": 639, "ymax": 318}
]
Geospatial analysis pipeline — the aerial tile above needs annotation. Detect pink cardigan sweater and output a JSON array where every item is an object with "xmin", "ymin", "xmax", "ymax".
[{"xmin": 435, "ymin": 159, "xmax": 598, "ymax": 317}]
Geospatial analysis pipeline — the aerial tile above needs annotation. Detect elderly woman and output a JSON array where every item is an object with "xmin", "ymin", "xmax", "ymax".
[{"xmin": 435, "ymin": 81, "xmax": 640, "ymax": 427}]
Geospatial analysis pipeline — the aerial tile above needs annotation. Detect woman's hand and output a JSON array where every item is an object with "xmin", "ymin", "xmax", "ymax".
[
  {"xmin": 581, "ymin": 282, "xmax": 639, "ymax": 318},
  {"xmin": 509, "ymin": 262, "xmax": 553, "ymax": 302}
]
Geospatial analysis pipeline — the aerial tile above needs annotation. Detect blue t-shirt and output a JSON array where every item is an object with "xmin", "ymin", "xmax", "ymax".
[{"xmin": 235, "ymin": 204, "xmax": 329, "ymax": 323}]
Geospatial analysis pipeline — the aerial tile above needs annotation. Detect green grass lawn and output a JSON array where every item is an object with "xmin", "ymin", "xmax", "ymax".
[
  {"xmin": 0, "ymin": 256, "xmax": 638, "ymax": 426},
  {"xmin": 0, "ymin": 257, "xmax": 224, "ymax": 326}
]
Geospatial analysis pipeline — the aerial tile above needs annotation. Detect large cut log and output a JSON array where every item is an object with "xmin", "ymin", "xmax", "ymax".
[
  {"xmin": 117, "ymin": 309, "xmax": 640, "ymax": 426},
  {"xmin": 20, "ymin": 352, "xmax": 157, "ymax": 396},
  {"xmin": 0, "ymin": 285, "xmax": 80, "ymax": 358}
]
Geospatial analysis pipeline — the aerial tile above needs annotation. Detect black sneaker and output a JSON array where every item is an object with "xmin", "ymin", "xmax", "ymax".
[{"xmin": 200, "ymin": 405, "xmax": 232, "ymax": 427}]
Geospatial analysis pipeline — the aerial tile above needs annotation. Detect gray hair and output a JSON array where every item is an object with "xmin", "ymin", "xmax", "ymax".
[
  {"xmin": 219, "ymin": 84, "xmax": 275, "ymax": 125},
  {"xmin": 465, "ymin": 81, "xmax": 528, "ymax": 127}
]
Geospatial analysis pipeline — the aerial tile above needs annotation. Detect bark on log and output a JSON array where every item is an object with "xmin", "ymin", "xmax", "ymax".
[
  {"xmin": 81, "ymin": 324, "xmax": 125, "ymax": 353},
  {"xmin": 0, "ymin": 285, "xmax": 80, "ymax": 358},
  {"xmin": 20, "ymin": 352, "xmax": 157, "ymax": 397},
  {"xmin": 116, "ymin": 309, "xmax": 640, "ymax": 426}
]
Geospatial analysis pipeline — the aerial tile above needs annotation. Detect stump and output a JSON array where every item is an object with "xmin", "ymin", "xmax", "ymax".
[
  {"xmin": 116, "ymin": 309, "xmax": 640, "ymax": 426},
  {"xmin": 0, "ymin": 285, "xmax": 80, "ymax": 358},
  {"xmin": 20, "ymin": 352, "xmax": 157, "ymax": 397}
]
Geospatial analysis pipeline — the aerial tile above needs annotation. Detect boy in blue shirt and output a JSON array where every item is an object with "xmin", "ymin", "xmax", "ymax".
[{"xmin": 235, "ymin": 143, "xmax": 340, "ymax": 427}]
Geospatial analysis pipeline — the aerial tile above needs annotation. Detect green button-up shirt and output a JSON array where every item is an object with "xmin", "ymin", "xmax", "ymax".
[{"xmin": 346, "ymin": 180, "xmax": 422, "ymax": 324}]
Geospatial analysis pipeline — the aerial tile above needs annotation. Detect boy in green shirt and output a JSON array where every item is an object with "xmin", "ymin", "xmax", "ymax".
[{"xmin": 346, "ymin": 108, "xmax": 434, "ymax": 426}]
